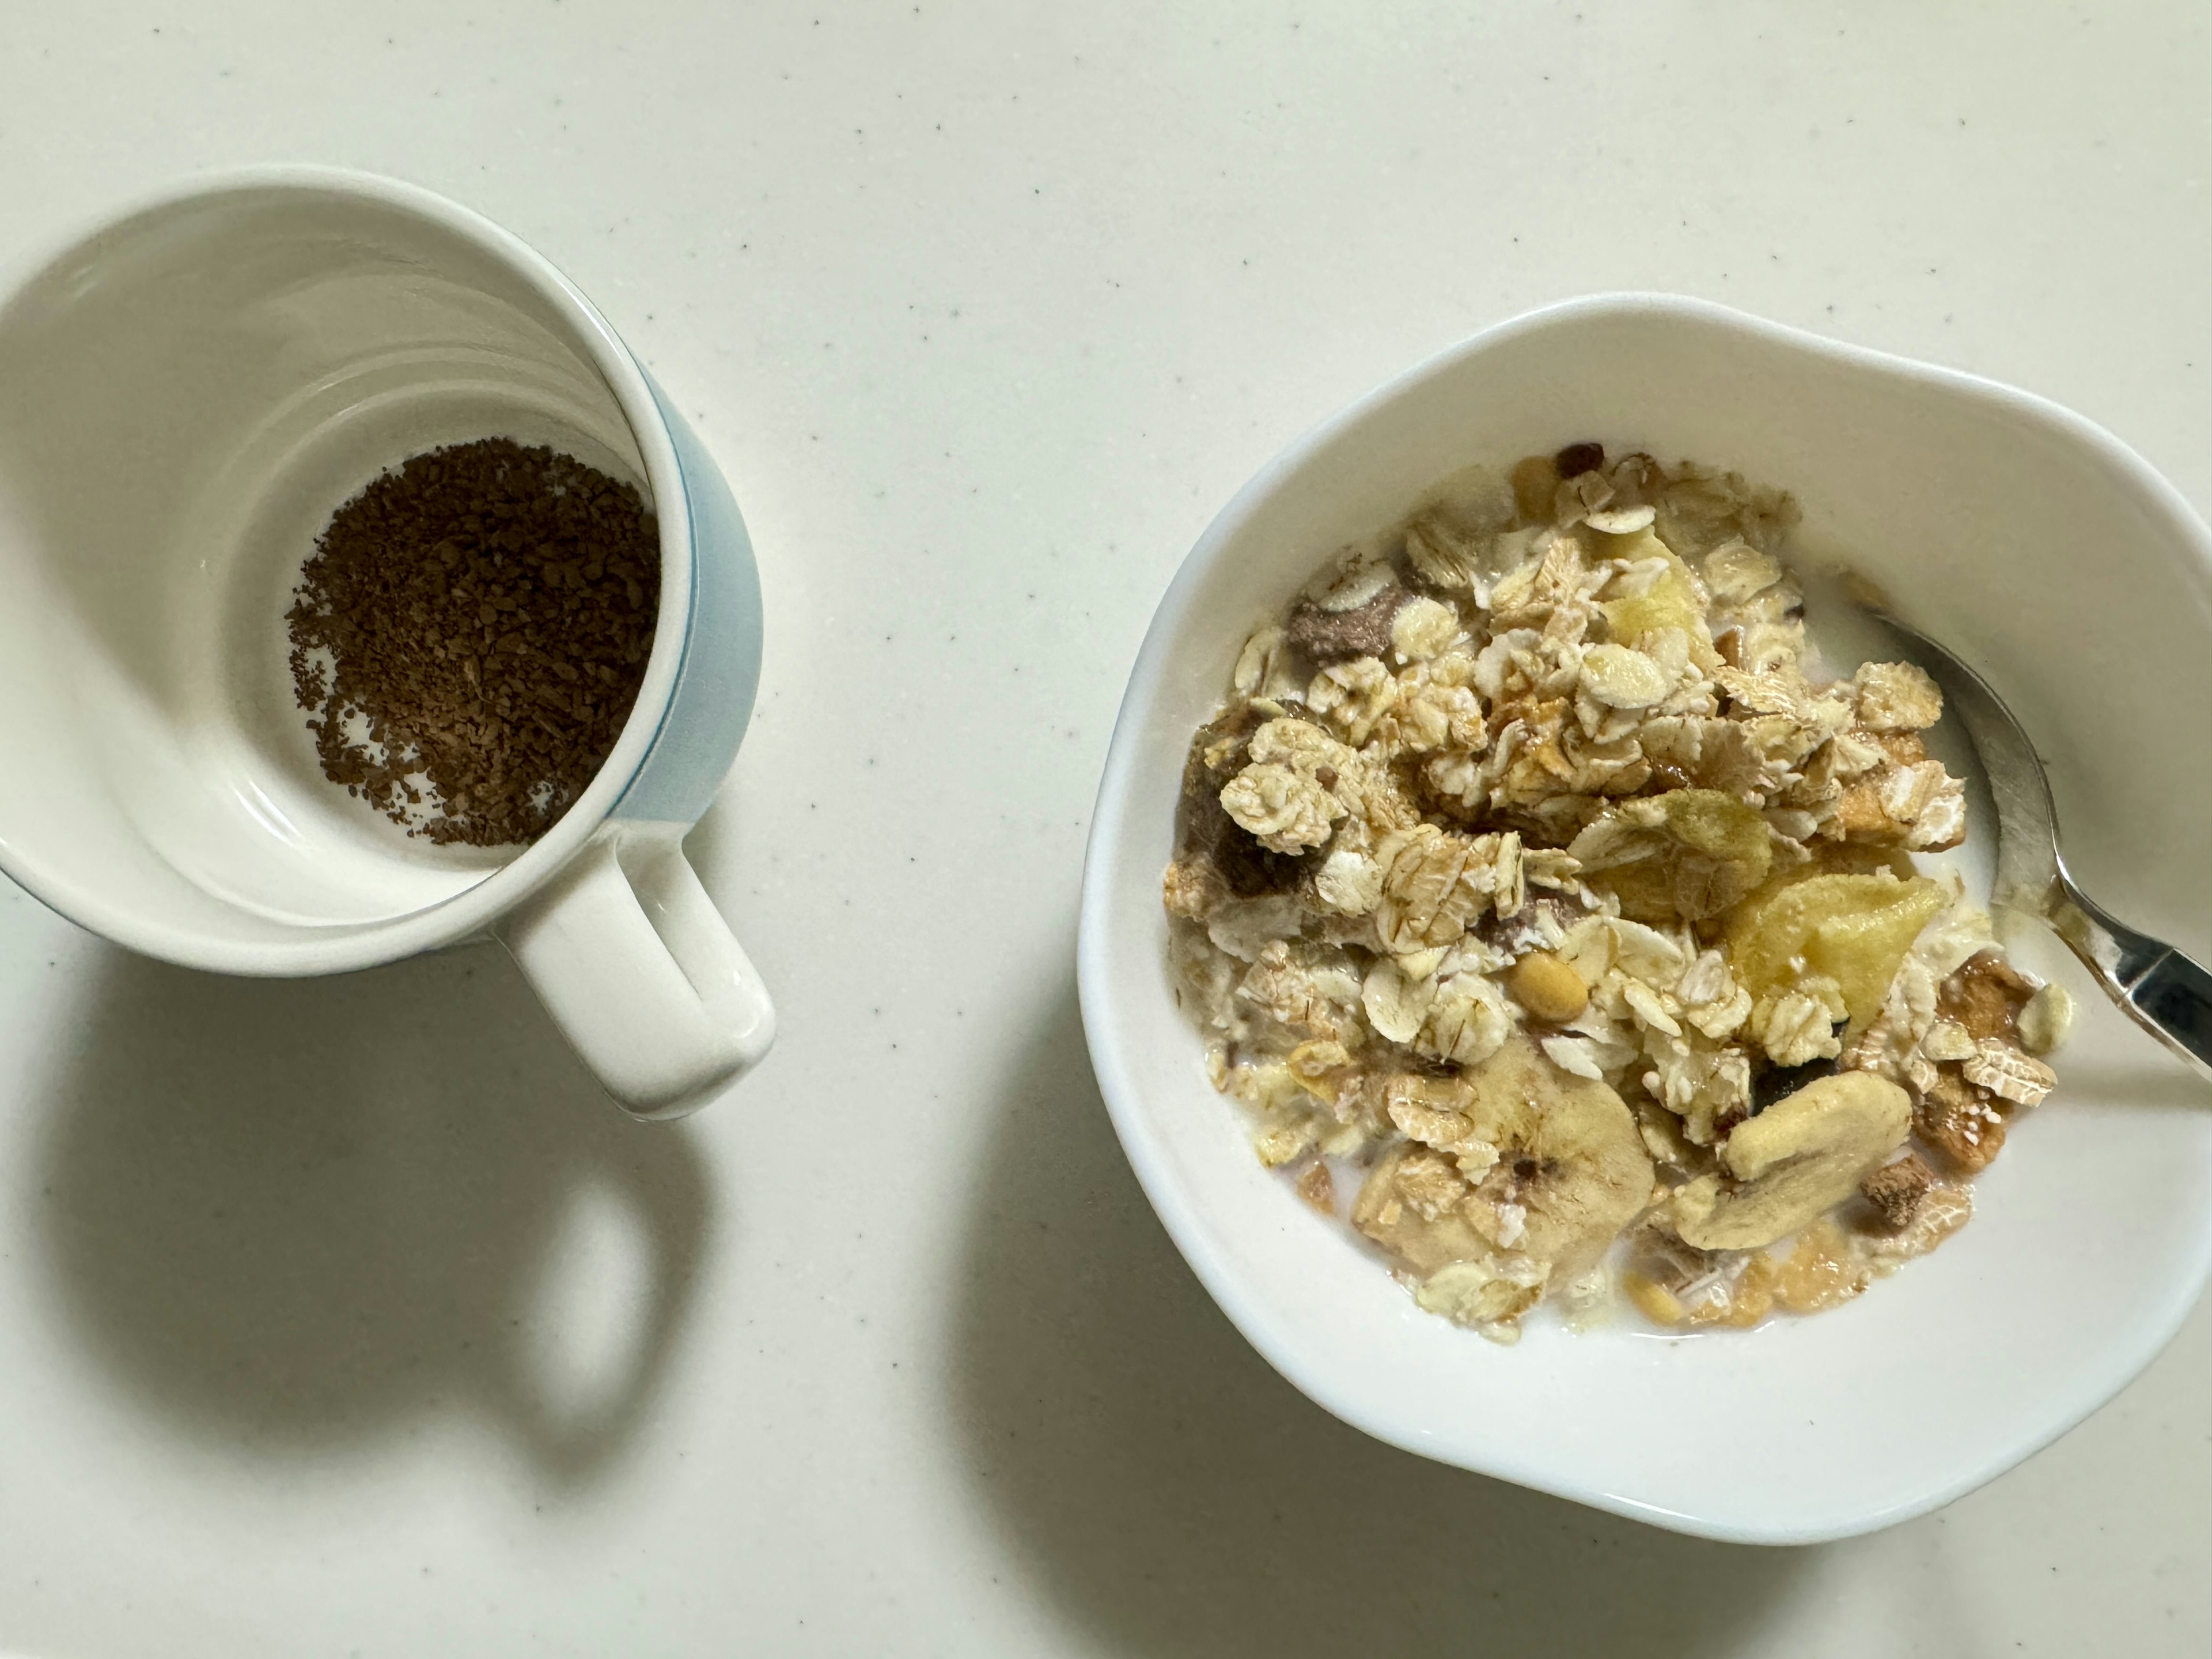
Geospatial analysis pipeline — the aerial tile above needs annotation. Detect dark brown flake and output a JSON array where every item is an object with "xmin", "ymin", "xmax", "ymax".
[{"xmin": 1285, "ymin": 583, "xmax": 1407, "ymax": 664}]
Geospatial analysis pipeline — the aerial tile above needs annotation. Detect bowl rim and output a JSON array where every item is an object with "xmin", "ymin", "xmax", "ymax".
[
  {"xmin": 1075, "ymin": 290, "xmax": 2212, "ymax": 1543},
  {"xmin": 0, "ymin": 163, "xmax": 696, "ymax": 976}
]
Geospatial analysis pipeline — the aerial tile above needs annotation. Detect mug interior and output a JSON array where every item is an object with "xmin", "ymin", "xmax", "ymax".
[{"xmin": 0, "ymin": 180, "xmax": 666, "ymax": 951}]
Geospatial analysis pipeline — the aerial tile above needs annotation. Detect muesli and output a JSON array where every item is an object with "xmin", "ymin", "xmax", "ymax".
[{"xmin": 1163, "ymin": 445, "xmax": 2071, "ymax": 1342}]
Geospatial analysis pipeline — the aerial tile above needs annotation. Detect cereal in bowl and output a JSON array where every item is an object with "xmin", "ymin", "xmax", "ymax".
[{"xmin": 1162, "ymin": 445, "xmax": 2067, "ymax": 1343}]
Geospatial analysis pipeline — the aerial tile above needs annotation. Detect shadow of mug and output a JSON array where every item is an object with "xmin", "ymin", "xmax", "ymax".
[{"xmin": 29, "ymin": 944, "xmax": 713, "ymax": 1485}]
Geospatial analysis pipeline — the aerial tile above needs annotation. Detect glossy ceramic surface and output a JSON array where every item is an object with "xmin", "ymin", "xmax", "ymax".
[
  {"xmin": 1080, "ymin": 294, "xmax": 2212, "ymax": 1542},
  {"xmin": 0, "ymin": 170, "xmax": 772, "ymax": 1113}
]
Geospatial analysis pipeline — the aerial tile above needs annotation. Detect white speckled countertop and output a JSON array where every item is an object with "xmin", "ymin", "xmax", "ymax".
[{"xmin": 0, "ymin": 3, "xmax": 2205, "ymax": 1654}]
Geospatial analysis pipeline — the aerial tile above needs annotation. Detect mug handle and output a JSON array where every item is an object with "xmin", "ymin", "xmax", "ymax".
[{"xmin": 497, "ymin": 825, "xmax": 776, "ymax": 1119}]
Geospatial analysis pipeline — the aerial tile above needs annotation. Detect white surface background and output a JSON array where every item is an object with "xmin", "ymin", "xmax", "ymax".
[{"xmin": 0, "ymin": 3, "xmax": 2204, "ymax": 1654}]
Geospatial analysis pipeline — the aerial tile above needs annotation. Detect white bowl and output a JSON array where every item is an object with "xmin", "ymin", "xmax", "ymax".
[{"xmin": 1077, "ymin": 294, "xmax": 2212, "ymax": 1544}]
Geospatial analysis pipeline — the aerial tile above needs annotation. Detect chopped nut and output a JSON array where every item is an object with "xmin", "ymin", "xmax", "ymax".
[
  {"xmin": 1295, "ymin": 1161, "xmax": 1336, "ymax": 1213},
  {"xmin": 1860, "ymin": 1152, "xmax": 1936, "ymax": 1230}
]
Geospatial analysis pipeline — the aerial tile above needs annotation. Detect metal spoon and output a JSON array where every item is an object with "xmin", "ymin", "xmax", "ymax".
[{"xmin": 1863, "ymin": 603, "xmax": 2212, "ymax": 1083}]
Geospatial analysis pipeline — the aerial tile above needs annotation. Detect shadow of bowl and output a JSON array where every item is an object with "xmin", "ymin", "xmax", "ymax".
[{"xmin": 948, "ymin": 983, "xmax": 1810, "ymax": 1657}]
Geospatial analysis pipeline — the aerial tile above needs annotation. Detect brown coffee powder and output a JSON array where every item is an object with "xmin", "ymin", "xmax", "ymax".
[{"xmin": 286, "ymin": 437, "xmax": 660, "ymax": 847}]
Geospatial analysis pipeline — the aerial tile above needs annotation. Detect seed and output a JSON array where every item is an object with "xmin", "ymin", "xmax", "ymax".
[{"xmin": 1509, "ymin": 950, "xmax": 1589, "ymax": 1023}]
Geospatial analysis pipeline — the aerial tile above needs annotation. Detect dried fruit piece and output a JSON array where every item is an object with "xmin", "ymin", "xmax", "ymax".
[
  {"xmin": 1657, "ymin": 789, "xmax": 1773, "ymax": 919},
  {"xmin": 1455, "ymin": 1037, "xmax": 1654, "ymax": 1278},
  {"xmin": 1554, "ymin": 441, "xmax": 1606, "ymax": 479},
  {"xmin": 1569, "ymin": 789, "xmax": 1774, "ymax": 923},
  {"xmin": 1938, "ymin": 951, "xmax": 2034, "ymax": 1043},
  {"xmin": 1914, "ymin": 1067, "xmax": 2008, "ymax": 1172},
  {"xmin": 1672, "ymin": 1071, "xmax": 1911, "ymax": 1250},
  {"xmin": 1600, "ymin": 539, "xmax": 1707, "ymax": 643},
  {"xmin": 1726, "ymin": 871, "xmax": 1946, "ymax": 1031}
]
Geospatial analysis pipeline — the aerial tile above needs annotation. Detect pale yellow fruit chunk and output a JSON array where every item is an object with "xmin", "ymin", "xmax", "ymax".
[{"xmin": 1726, "ymin": 872, "xmax": 1945, "ymax": 1031}]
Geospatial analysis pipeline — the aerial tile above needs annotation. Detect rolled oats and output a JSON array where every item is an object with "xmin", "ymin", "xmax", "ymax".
[{"xmin": 1164, "ymin": 444, "xmax": 2063, "ymax": 1342}]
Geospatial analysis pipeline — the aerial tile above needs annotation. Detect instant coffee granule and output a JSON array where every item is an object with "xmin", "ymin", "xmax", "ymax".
[{"xmin": 286, "ymin": 437, "xmax": 660, "ymax": 847}]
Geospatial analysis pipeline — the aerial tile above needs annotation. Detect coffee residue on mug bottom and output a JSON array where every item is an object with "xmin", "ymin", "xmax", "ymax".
[{"xmin": 285, "ymin": 437, "xmax": 660, "ymax": 848}]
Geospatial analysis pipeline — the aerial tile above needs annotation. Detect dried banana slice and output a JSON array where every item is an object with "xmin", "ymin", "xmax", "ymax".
[
  {"xmin": 1354, "ymin": 1037, "xmax": 1653, "ymax": 1294},
  {"xmin": 1672, "ymin": 1071, "xmax": 1911, "ymax": 1251}
]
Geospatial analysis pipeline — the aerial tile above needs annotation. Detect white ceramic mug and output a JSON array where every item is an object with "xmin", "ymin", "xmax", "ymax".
[{"xmin": 0, "ymin": 168, "xmax": 775, "ymax": 1119}]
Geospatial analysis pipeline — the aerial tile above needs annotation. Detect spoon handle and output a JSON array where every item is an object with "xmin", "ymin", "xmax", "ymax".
[{"xmin": 2051, "ymin": 879, "xmax": 2212, "ymax": 1084}]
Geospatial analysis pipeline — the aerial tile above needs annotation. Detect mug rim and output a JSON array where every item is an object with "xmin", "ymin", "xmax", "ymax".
[{"xmin": 0, "ymin": 164, "xmax": 702, "ymax": 975}]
